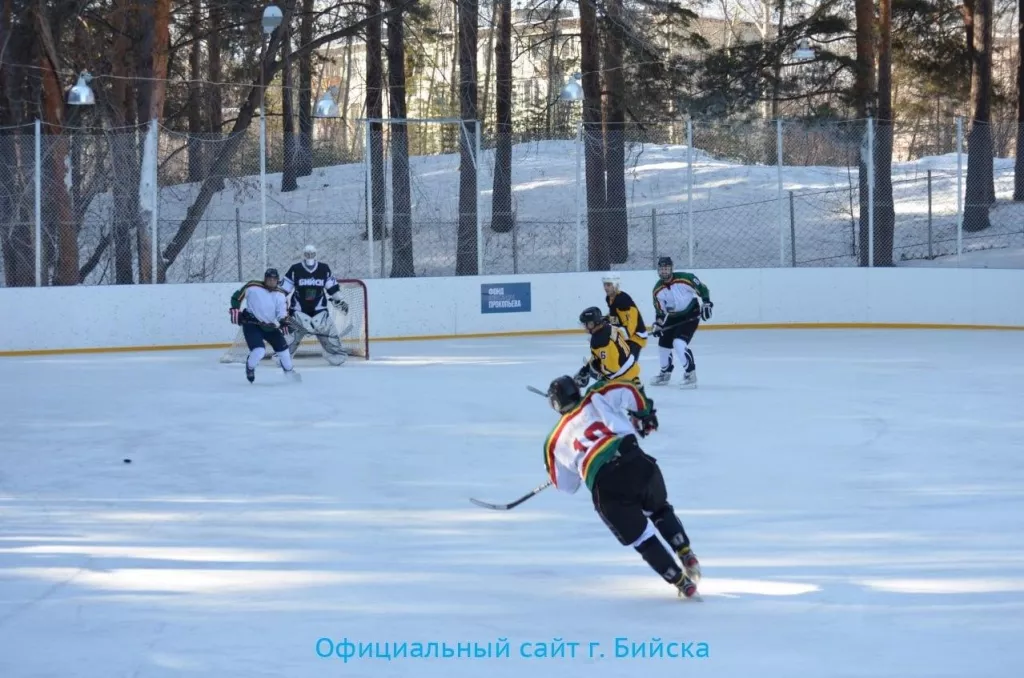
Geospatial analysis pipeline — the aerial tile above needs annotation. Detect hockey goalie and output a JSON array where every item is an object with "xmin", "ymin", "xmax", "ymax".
[{"xmin": 280, "ymin": 245, "xmax": 351, "ymax": 366}]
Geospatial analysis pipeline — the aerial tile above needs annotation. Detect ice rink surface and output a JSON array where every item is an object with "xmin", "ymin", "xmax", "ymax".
[{"xmin": 1, "ymin": 329, "xmax": 1023, "ymax": 678}]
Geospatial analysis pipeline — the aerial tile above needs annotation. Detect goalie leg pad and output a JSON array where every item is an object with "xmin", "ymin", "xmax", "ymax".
[{"xmin": 315, "ymin": 314, "xmax": 349, "ymax": 364}]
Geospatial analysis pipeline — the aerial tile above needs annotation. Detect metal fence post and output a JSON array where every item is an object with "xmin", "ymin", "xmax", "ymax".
[
  {"xmin": 365, "ymin": 119, "xmax": 373, "ymax": 278},
  {"xmin": 34, "ymin": 119, "xmax": 42, "ymax": 287},
  {"xmin": 789, "ymin": 190, "xmax": 797, "ymax": 266},
  {"xmin": 149, "ymin": 119, "xmax": 159, "ymax": 283},
  {"xmin": 777, "ymin": 118, "xmax": 785, "ymax": 267},
  {"xmin": 867, "ymin": 116, "xmax": 875, "ymax": 268},
  {"xmin": 956, "ymin": 116, "xmax": 963, "ymax": 264},
  {"xmin": 686, "ymin": 118, "xmax": 694, "ymax": 267},
  {"xmin": 575, "ymin": 120, "xmax": 582, "ymax": 271},
  {"xmin": 260, "ymin": 97, "xmax": 268, "ymax": 272},
  {"xmin": 927, "ymin": 170, "xmax": 933, "ymax": 259},
  {"xmin": 476, "ymin": 119, "xmax": 483, "ymax": 275}
]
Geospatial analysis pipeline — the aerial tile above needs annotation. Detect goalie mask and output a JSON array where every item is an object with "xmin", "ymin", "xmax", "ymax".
[
  {"xmin": 547, "ymin": 375, "xmax": 581, "ymax": 414},
  {"xmin": 303, "ymin": 244, "xmax": 317, "ymax": 269}
]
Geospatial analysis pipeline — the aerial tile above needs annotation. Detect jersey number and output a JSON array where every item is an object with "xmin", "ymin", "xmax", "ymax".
[{"xmin": 572, "ymin": 421, "xmax": 615, "ymax": 454}]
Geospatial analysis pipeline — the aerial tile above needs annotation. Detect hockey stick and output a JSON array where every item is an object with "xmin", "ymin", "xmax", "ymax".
[
  {"xmin": 526, "ymin": 385, "xmax": 547, "ymax": 397},
  {"xmin": 469, "ymin": 480, "xmax": 552, "ymax": 510}
]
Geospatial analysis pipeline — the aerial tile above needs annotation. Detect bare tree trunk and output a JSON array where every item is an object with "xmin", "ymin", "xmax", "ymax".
[
  {"xmin": 0, "ymin": 2, "xmax": 35, "ymax": 286},
  {"xmin": 387, "ymin": 1, "xmax": 414, "ymax": 276},
  {"xmin": 188, "ymin": 0, "xmax": 205, "ymax": 182},
  {"xmin": 544, "ymin": 12, "xmax": 561, "ymax": 136},
  {"xmin": 603, "ymin": 0, "xmax": 628, "ymax": 265},
  {"xmin": 35, "ymin": 0, "xmax": 78, "ymax": 285},
  {"xmin": 281, "ymin": 13, "xmax": 299, "ymax": 192},
  {"xmin": 298, "ymin": 0, "xmax": 314, "ymax": 176},
  {"xmin": 854, "ymin": 0, "xmax": 876, "ymax": 266},
  {"xmin": 366, "ymin": 0, "xmax": 386, "ymax": 240},
  {"xmin": 455, "ymin": 0, "xmax": 479, "ymax": 275},
  {"xmin": 1014, "ymin": 0, "xmax": 1024, "ymax": 200},
  {"xmin": 873, "ymin": 0, "xmax": 895, "ymax": 266},
  {"xmin": 580, "ymin": 0, "xmax": 608, "ymax": 271},
  {"xmin": 447, "ymin": 2, "xmax": 459, "ymax": 153},
  {"xmin": 481, "ymin": 1, "xmax": 495, "ymax": 134},
  {"xmin": 491, "ymin": 0, "xmax": 513, "ymax": 233},
  {"xmin": 207, "ymin": 0, "xmax": 225, "ymax": 192},
  {"xmin": 964, "ymin": 0, "xmax": 994, "ymax": 231}
]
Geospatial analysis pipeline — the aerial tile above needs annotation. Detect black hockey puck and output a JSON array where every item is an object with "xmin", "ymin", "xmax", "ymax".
[{"xmin": 123, "ymin": 458, "xmax": 132, "ymax": 464}]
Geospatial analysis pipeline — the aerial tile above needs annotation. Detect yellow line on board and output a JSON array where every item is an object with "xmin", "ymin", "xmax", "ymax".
[{"xmin": 1, "ymin": 322, "xmax": 1022, "ymax": 357}]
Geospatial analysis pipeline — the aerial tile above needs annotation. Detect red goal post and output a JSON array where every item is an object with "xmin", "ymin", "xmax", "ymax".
[{"xmin": 219, "ymin": 278, "xmax": 369, "ymax": 363}]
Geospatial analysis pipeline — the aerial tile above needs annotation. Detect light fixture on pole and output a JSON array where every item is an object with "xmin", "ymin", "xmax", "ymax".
[
  {"xmin": 314, "ymin": 87, "xmax": 340, "ymax": 118},
  {"xmin": 262, "ymin": 4, "xmax": 283, "ymax": 34},
  {"xmin": 258, "ymin": 4, "xmax": 282, "ymax": 272},
  {"xmin": 792, "ymin": 38, "xmax": 815, "ymax": 63},
  {"xmin": 559, "ymin": 72, "xmax": 584, "ymax": 102},
  {"xmin": 67, "ymin": 72, "xmax": 96, "ymax": 106}
]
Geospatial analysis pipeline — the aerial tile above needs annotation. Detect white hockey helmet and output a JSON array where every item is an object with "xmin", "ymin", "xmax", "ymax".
[
  {"xmin": 602, "ymin": 273, "xmax": 620, "ymax": 289},
  {"xmin": 303, "ymin": 244, "xmax": 317, "ymax": 266}
]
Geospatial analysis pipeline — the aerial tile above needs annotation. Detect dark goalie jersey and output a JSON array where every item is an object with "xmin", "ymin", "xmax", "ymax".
[{"xmin": 282, "ymin": 261, "xmax": 340, "ymax": 316}]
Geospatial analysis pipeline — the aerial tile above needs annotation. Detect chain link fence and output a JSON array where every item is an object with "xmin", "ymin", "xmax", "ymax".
[{"xmin": 2, "ymin": 117, "xmax": 1023, "ymax": 287}]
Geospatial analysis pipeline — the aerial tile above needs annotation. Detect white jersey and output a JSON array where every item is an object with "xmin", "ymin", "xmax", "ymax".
[
  {"xmin": 653, "ymin": 273, "xmax": 708, "ymax": 321},
  {"xmin": 543, "ymin": 381, "xmax": 649, "ymax": 494},
  {"xmin": 238, "ymin": 283, "xmax": 288, "ymax": 325}
]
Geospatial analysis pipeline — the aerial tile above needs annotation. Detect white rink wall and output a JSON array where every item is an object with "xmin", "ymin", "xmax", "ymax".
[{"xmin": 1, "ymin": 267, "xmax": 1023, "ymax": 354}]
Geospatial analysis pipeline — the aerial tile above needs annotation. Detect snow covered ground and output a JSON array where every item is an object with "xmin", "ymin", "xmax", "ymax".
[
  {"xmin": 67, "ymin": 136, "xmax": 1024, "ymax": 284},
  {"xmin": 2, "ymin": 330, "xmax": 1023, "ymax": 677}
]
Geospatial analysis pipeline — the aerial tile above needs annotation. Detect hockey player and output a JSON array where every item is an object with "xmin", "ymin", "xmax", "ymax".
[
  {"xmin": 280, "ymin": 245, "xmax": 350, "ymax": 366},
  {"xmin": 543, "ymin": 375, "xmax": 702, "ymax": 599},
  {"xmin": 574, "ymin": 306, "xmax": 643, "ymax": 391},
  {"xmin": 650, "ymin": 256, "xmax": 713, "ymax": 388},
  {"xmin": 229, "ymin": 268, "xmax": 300, "ymax": 383},
  {"xmin": 602, "ymin": 274, "xmax": 649, "ymax": 357}
]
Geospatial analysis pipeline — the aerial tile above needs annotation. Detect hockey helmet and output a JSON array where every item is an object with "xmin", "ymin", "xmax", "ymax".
[
  {"xmin": 579, "ymin": 306, "xmax": 605, "ymax": 329},
  {"xmin": 657, "ymin": 256, "xmax": 673, "ymax": 281},
  {"xmin": 264, "ymin": 267, "xmax": 280, "ymax": 280},
  {"xmin": 547, "ymin": 375, "xmax": 581, "ymax": 414},
  {"xmin": 602, "ymin": 273, "xmax": 620, "ymax": 290}
]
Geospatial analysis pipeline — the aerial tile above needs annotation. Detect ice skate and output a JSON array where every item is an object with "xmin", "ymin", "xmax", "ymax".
[
  {"xmin": 650, "ymin": 369, "xmax": 672, "ymax": 386},
  {"xmin": 246, "ymin": 365, "xmax": 255, "ymax": 383},
  {"xmin": 678, "ymin": 545, "xmax": 701, "ymax": 583},
  {"xmin": 282, "ymin": 368, "xmax": 302, "ymax": 383},
  {"xmin": 673, "ymin": 572, "xmax": 700, "ymax": 600},
  {"xmin": 680, "ymin": 370, "xmax": 697, "ymax": 389}
]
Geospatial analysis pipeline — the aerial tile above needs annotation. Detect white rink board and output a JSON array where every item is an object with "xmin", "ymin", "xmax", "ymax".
[{"xmin": 1, "ymin": 267, "xmax": 1023, "ymax": 354}]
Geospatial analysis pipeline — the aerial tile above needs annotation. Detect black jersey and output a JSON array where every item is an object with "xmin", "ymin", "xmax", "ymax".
[{"xmin": 282, "ymin": 261, "xmax": 340, "ymax": 316}]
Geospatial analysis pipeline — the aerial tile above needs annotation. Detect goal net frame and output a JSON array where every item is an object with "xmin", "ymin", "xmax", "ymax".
[{"xmin": 219, "ymin": 278, "xmax": 370, "ymax": 363}]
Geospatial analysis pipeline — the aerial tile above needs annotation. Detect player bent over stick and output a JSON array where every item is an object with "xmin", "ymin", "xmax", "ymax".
[
  {"xmin": 229, "ymin": 268, "xmax": 300, "ymax": 384},
  {"xmin": 544, "ymin": 375, "xmax": 702, "ymax": 599}
]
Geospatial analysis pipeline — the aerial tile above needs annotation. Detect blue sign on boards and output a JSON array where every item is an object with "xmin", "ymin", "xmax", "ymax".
[{"xmin": 481, "ymin": 283, "xmax": 531, "ymax": 313}]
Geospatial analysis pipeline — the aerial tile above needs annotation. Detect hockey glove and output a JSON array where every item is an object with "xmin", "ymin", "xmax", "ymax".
[
  {"xmin": 573, "ymin": 363, "xmax": 591, "ymax": 389},
  {"xmin": 650, "ymin": 321, "xmax": 664, "ymax": 338},
  {"xmin": 230, "ymin": 308, "xmax": 240, "ymax": 325},
  {"xmin": 632, "ymin": 409, "xmax": 659, "ymax": 437},
  {"xmin": 331, "ymin": 297, "xmax": 349, "ymax": 314},
  {"xmin": 700, "ymin": 302, "xmax": 713, "ymax": 321}
]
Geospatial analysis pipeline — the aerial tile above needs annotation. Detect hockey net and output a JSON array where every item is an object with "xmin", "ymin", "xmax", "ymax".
[{"xmin": 219, "ymin": 279, "xmax": 369, "ymax": 363}]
